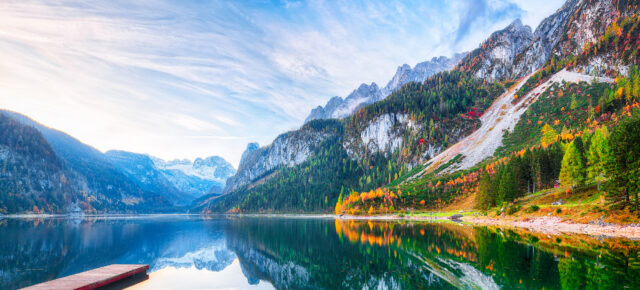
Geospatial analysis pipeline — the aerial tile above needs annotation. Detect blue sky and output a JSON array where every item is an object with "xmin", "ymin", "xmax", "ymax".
[{"xmin": 0, "ymin": 0, "xmax": 564, "ymax": 167}]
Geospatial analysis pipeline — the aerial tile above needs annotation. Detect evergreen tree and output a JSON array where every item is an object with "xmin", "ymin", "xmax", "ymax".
[
  {"xmin": 606, "ymin": 115, "xmax": 640, "ymax": 212},
  {"xmin": 497, "ymin": 165, "xmax": 518, "ymax": 204},
  {"xmin": 559, "ymin": 140, "xmax": 585, "ymax": 188},
  {"xmin": 476, "ymin": 173, "xmax": 495, "ymax": 210},
  {"xmin": 586, "ymin": 126, "xmax": 611, "ymax": 190}
]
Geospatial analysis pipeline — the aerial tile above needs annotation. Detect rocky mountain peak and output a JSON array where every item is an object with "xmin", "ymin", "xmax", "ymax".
[
  {"xmin": 456, "ymin": 18, "xmax": 535, "ymax": 81},
  {"xmin": 305, "ymin": 52, "xmax": 466, "ymax": 123}
]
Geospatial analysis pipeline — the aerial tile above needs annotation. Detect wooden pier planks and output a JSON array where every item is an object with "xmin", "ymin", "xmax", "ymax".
[{"xmin": 22, "ymin": 264, "xmax": 149, "ymax": 290}]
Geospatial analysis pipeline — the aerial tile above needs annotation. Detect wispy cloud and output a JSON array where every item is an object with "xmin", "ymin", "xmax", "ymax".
[{"xmin": 0, "ymin": 0, "xmax": 564, "ymax": 166}]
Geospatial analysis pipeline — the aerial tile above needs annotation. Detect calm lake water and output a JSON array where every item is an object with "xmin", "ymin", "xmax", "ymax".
[{"xmin": 2, "ymin": 215, "xmax": 640, "ymax": 289}]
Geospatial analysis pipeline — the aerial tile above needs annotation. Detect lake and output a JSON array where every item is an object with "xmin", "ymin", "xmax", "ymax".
[{"xmin": 2, "ymin": 215, "xmax": 640, "ymax": 289}]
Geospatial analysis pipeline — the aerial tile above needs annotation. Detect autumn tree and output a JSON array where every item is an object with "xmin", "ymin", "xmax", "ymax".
[
  {"xmin": 559, "ymin": 140, "xmax": 585, "ymax": 188},
  {"xmin": 540, "ymin": 123, "xmax": 559, "ymax": 147},
  {"xmin": 334, "ymin": 189, "xmax": 344, "ymax": 214}
]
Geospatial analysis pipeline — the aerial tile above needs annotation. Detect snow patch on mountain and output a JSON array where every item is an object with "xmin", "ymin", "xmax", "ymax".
[{"xmin": 153, "ymin": 156, "xmax": 235, "ymax": 184}]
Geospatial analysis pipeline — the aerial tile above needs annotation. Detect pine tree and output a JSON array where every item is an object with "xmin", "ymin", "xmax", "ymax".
[
  {"xmin": 475, "ymin": 173, "xmax": 495, "ymax": 209},
  {"xmin": 607, "ymin": 115, "xmax": 640, "ymax": 212},
  {"xmin": 497, "ymin": 166, "xmax": 518, "ymax": 204},
  {"xmin": 559, "ymin": 140, "xmax": 585, "ymax": 188},
  {"xmin": 586, "ymin": 126, "xmax": 611, "ymax": 190}
]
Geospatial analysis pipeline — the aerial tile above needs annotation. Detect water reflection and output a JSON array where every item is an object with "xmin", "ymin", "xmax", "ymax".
[{"xmin": 1, "ymin": 216, "xmax": 640, "ymax": 289}]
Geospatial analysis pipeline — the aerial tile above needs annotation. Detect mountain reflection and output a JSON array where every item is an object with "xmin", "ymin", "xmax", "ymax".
[{"xmin": 2, "ymin": 216, "xmax": 640, "ymax": 289}]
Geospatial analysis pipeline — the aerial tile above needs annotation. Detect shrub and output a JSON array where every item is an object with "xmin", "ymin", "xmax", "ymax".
[
  {"xmin": 526, "ymin": 205, "xmax": 540, "ymax": 213},
  {"xmin": 506, "ymin": 204, "xmax": 521, "ymax": 215}
]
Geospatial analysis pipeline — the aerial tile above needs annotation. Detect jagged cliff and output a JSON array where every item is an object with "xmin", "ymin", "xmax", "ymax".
[
  {"xmin": 222, "ymin": 121, "xmax": 340, "ymax": 194},
  {"xmin": 456, "ymin": 19, "xmax": 534, "ymax": 82},
  {"xmin": 457, "ymin": 0, "xmax": 623, "ymax": 82}
]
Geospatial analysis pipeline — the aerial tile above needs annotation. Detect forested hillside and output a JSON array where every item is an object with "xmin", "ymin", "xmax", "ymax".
[
  {"xmin": 338, "ymin": 63, "xmax": 640, "ymax": 216},
  {"xmin": 200, "ymin": 71, "xmax": 504, "ymax": 213},
  {"xmin": 219, "ymin": 0, "xmax": 640, "ymax": 217},
  {"xmin": 0, "ymin": 111, "xmax": 173, "ymax": 214},
  {"xmin": 0, "ymin": 114, "xmax": 79, "ymax": 213}
]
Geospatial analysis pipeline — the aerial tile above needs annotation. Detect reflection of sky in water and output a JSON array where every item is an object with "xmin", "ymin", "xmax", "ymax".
[
  {"xmin": 130, "ymin": 259, "xmax": 274, "ymax": 290},
  {"xmin": 3, "ymin": 216, "xmax": 640, "ymax": 289}
]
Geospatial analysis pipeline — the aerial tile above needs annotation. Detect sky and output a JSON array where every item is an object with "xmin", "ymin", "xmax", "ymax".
[{"xmin": 0, "ymin": 0, "xmax": 565, "ymax": 167}]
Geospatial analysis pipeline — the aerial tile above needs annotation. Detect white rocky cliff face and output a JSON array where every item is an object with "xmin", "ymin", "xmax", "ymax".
[
  {"xmin": 461, "ymin": 0, "xmax": 618, "ymax": 82},
  {"xmin": 343, "ymin": 114, "xmax": 418, "ymax": 158},
  {"xmin": 459, "ymin": 19, "xmax": 534, "ymax": 82},
  {"xmin": 223, "ymin": 127, "xmax": 337, "ymax": 193}
]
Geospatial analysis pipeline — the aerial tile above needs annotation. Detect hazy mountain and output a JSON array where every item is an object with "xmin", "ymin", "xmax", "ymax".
[
  {"xmin": 153, "ymin": 156, "xmax": 236, "ymax": 196},
  {"xmin": 0, "ymin": 110, "xmax": 172, "ymax": 213},
  {"xmin": 105, "ymin": 150, "xmax": 194, "ymax": 205}
]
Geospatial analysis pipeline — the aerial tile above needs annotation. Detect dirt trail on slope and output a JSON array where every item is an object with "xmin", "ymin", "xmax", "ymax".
[{"xmin": 412, "ymin": 69, "xmax": 614, "ymax": 179}]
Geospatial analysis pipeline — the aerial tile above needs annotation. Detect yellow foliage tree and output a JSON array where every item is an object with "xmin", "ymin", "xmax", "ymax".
[{"xmin": 540, "ymin": 123, "xmax": 559, "ymax": 148}]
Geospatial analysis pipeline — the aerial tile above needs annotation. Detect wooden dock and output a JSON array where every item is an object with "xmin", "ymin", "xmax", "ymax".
[{"xmin": 22, "ymin": 264, "xmax": 149, "ymax": 290}]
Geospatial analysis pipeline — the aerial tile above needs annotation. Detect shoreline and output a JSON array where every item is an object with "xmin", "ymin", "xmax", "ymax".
[
  {"xmin": 0, "ymin": 213, "xmax": 199, "ymax": 219},
  {"xmin": 238, "ymin": 213, "xmax": 640, "ymax": 239},
  {"xmin": 464, "ymin": 216, "xmax": 640, "ymax": 240},
  {"xmin": 4, "ymin": 212, "xmax": 640, "ymax": 240}
]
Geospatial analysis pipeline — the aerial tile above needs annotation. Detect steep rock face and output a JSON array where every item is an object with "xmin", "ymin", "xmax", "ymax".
[
  {"xmin": 558, "ymin": 0, "xmax": 627, "ymax": 76},
  {"xmin": 223, "ymin": 125, "xmax": 337, "ymax": 193},
  {"xmin": 511, "ymin": 0, "xmax": 580, "ymax": 79},
  {"xmin": 305, "ymin": 53, "xmax": 466, "ymax": 123},
  {"xmin": 554, "ymin": 0, "xmax": 617, "ymax": 57},
  {"xmin": 343, "ymin": 113, "xmax": 418, "ymax": 158},
  {"xmin": 460, "ymin": 0, "xmax": 620, "ymax": 81},
  {"xmin": 456, "ymin": 19, "xmax": 534, "ymax": 81}
]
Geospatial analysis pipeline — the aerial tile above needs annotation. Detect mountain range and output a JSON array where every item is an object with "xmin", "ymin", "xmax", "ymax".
[
  {"xmin": 0, "ymin": 110, "xmax": 235, "ymax": 213},
  {"xmin": 1, "ymin": 0, "xmax": 637, "ymax": 215},
  {"xmin": 305, "ymin": 52, "xmax": 467, "ymax": 123},
  {"xmin": 198, "ymin": 0, "xmax": 639, "ymax": 214}
]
